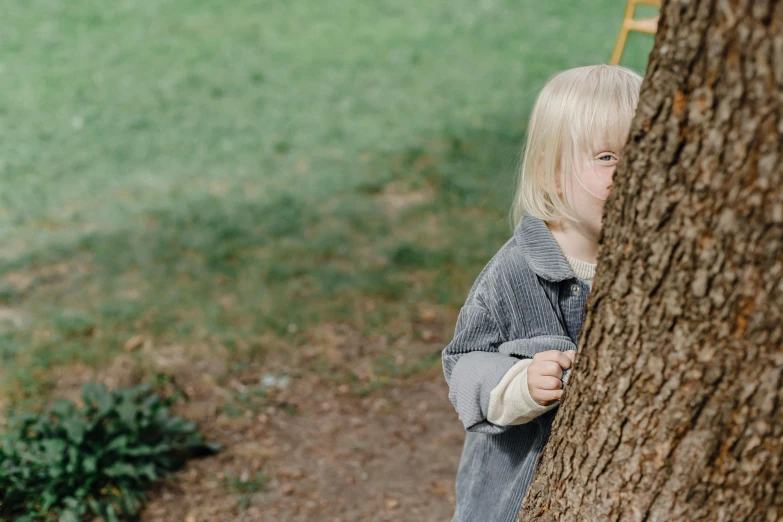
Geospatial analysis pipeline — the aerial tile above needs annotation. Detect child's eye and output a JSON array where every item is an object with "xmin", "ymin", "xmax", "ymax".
[{"xmin": 597, "ymin": 154, "xmax": 617, "ymax": 162}]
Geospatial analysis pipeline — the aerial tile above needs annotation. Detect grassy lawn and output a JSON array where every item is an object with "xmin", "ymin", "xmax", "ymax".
[{"xmin": 0, "ymin": 0, "xmax": 652, "ymax": 401}]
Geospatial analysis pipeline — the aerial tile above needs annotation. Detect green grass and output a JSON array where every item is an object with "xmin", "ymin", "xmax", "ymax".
[
  {"xmin": 0, "ymin": 0, "xmax": 652, "ymax": 398},
  {"xmin": 222, "ymin": 471, "xmax": 269, "ymax": 510}
]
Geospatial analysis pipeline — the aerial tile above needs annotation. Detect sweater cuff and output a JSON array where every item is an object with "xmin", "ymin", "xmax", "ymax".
[{"xmin": 487, "ymin": 359, "xmax": 558, "ymax": 426}]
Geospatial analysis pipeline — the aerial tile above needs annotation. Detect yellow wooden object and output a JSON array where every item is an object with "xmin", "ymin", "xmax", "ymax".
[{"xmin": 610, "ymin": 0, "xmax": 661, "ymax": 65}]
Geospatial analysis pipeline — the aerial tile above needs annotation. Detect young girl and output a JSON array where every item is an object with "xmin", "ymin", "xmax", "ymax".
[{"xmin": 442, "ymin": 65, "xmax": 642, "ymax": 522}]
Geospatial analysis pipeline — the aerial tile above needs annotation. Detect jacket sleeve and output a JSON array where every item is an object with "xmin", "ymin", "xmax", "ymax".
[{"xmin": 442, "ymin": 302, "xmax": 519, "ymax": 434}]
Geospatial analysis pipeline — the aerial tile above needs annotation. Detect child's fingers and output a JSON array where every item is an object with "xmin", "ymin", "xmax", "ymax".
[
  {"xmin": 533, "ymin": 350, "xmax": 573, "ymax": 370},
  {"xmin": 529, "ymin": 375, "xmax": 562, "ymax": 391},
  {"xmin": 532, "ymin": 361, "xmax": 563, "ymax": 379},
  {"xmin": 533, "ymin": 350, "xmax": 563, "ymax": 361},
  {"xmin": 564, "ymin": 350, "xmax": 577, "ymax": 364},
  {"xmin": 532, "ymin": 389, "xmax": 562, "ymax": 404}
]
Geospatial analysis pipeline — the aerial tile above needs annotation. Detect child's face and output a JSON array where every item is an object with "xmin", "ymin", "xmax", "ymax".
[{"xmin": 561, "ymin": 145, "xmax": 619, "ymax": 239}]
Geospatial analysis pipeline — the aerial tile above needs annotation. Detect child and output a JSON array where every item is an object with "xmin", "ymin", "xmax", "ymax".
[{"xmin": 442, "ymin": 65, "xmax": 642, "ymax": 522}]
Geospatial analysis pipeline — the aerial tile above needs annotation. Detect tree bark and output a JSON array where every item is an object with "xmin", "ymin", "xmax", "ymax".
[{"xmin": 518, "ymin": 1, "xmax": 783, "ymax": 521}]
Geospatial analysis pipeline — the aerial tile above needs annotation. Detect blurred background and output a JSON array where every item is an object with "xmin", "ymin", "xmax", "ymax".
[{"xmin": 0, "ymin": 1, "xmax": 652, "ymax": 520}]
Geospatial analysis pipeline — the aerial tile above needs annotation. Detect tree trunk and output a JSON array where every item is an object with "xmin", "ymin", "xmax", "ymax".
[{"xmin": 518, "ymin": 1, "xmax": 783, "ymax": 521}]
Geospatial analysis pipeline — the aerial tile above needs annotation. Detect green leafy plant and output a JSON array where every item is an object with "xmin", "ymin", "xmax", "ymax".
[{"xmin": 0, "ymin": 382, "xmax": 220, "ymax": 521}]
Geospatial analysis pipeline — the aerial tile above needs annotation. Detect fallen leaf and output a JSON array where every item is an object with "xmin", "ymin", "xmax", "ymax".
[
  {"xmin": 419, "ymin": 309, "xmax": 437, "ymax": 323},
  {"xmin": 124, "ymin": 334, "xmax": 145, "ymax": 352}
]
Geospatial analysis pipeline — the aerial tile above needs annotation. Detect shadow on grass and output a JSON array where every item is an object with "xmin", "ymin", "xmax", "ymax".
[{"xmin": 1, "ymin": 121, "xmax": 525, "ymax": 396}]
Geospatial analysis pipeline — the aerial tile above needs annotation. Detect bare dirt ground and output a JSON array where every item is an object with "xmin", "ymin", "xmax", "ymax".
[
  {"xmin": 45, "ymin": 322, "xmax": 464, "ymax": 522},
  {"xmin": 144, "ymin": 371, "xmax": 462, "ymax": 522}
]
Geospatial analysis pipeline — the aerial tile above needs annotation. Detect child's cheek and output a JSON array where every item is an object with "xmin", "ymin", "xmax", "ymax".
[{"xmin": 599, "ymin": 168, "xmax": 615, "ymax": 193}]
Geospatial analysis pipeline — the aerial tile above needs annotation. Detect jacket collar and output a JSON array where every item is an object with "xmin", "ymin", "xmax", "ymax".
[{"xmin": 514, "ymin": 215, "xmax": 575, "ymax": 282}]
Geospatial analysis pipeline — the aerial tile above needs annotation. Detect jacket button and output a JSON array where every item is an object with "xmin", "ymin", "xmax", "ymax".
[{"xmin": 571, "ymin": 284, "xmax": 580, "ymax": 293}]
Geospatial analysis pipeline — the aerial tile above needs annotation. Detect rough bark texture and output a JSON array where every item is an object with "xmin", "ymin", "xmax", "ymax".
[{"xmin": 518, "ymin": 1, "xmax": 783, "ymax": 521}]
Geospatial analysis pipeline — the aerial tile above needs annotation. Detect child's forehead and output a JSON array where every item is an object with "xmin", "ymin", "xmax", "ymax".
[
  {"xmin": 570, "ymin": 100, "xmax": 635, "ymax": 152},
  {"xmin": 589, "ymin": 140, "xmax": 623, "ymax": 152},
  {"xmin": 572, "ymin": 135, "xmax": 625, "ymax": 155}
]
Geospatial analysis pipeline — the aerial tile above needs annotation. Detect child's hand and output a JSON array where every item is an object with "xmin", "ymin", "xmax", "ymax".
[{"xmin": 527, "ymin": 350, "xmax": 577, "ymax": 406}]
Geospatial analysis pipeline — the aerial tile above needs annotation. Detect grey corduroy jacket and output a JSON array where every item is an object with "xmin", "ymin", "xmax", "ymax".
[{"xmin": 442, "ymin": 216, "xmax": 590, "ymax": 522}]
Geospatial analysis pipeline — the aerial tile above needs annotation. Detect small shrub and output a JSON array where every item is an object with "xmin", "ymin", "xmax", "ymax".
[{"xmin": 0, "ymin": 382, "xmax": 220, "ymax": 521}]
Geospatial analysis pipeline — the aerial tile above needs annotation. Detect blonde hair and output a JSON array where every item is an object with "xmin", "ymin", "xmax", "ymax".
[{"xmin": 511, "ymin": 65, "xmax": 643, "ymax": 225}]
